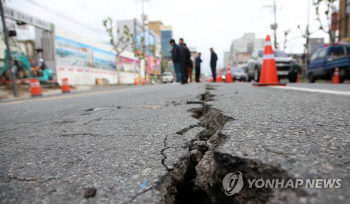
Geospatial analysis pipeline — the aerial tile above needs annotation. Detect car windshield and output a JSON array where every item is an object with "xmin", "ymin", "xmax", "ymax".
[
  {"xmin": 258, "ymin": 50, "xmax": 288, "ymax": 58},
  {"xmin": 162, "ymin": 73, "xmax": 171, "ymax": 76},
  {"xmin": 232, "ymin": 69, "xmax": 243, "ymax": 73}
]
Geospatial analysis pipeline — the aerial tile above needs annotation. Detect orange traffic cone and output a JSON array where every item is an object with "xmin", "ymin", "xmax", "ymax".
[
  {"xmin": 134, "ymin": 78, "xmax": 138, "ymax": 85},
  {"xmin": 253, "ymin": 35, "xmax": 286, "ymax": 87},
  {"xmin": 296, "ymin": 74, "xmax": 300, "ymax": 83},
  {"xmin": 30, "ymin": 79, "xmax": 42, "ymax": 97},
  {"xmin": 142, "ymin": 78, "xmax": 146, "ymax": 85},
  {"xmin": 332, "ymin": 67, "xmax": 340, "ymax": 84},
  {"xmin": 225, "ymin": 63, "xmax": 234, "ymax": 83},
  {"xmin": 217, "ymin": 69, "xmax": 223, "ymax": 82},
  {"xmin": 61, "ymin": 78, "xmax": 70, "ymax": 93}
]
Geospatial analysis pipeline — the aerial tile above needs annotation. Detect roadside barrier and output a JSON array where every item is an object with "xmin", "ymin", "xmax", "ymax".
[
  {"xmin": 30, "ymin": 79, "xmax": 42, "ymax": 97},
  {"xmin": 225, "ymin": 63, "xmax": 234, "ymax": 83},
  {"xmin": 332, "ymin": 67, "xmax": 340, "ymax": 84},
  {"xmin": 62, "ymin": 78, "xmax": 70, "ymax": 93}
]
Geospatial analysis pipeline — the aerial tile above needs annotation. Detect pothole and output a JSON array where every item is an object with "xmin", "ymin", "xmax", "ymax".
[{"xmin": 85, "ymin": 106, "xmax": 121, "ymax": 111}]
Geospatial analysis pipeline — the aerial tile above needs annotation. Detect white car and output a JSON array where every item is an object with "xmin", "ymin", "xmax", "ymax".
[{"xmin": 161, "ymin": 72, "xmax": 174, "ymax": 83}]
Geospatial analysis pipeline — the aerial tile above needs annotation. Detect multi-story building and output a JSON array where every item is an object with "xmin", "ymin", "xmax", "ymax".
[
  {"xmin": 223, "ymin": 51, "xmax": 230, "ymax": 67},
  {"xmin": 236, "ymin": 53, "xmax": 252, "ymax": 67},
  {"xmin": 229, "ymin": 33, "xmax": 265, "ymax": 67},
  {"xmin": 148, "ymin": 21, "xmax": 163, "ymax": 37},
  {"xmin": 339, "ymin": 0, "xmax": 350, "ymax": 41},
  {"xmin": 308, "ymin": 38, "xmax": 324, "ymax": 54},
  {"xmin": 254, "ymin": 39, "xmax": 265, "ymax": 51},
  {"xmin": 116, "ymin": 19, "xmax": 144, "ymax": 53},
  {"xmin": 160, "ymin": 25, "xmax": 173, "ymax": 59}
]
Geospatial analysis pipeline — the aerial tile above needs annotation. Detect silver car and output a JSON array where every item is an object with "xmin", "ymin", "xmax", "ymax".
[{"xmin": 246, "ymin": 49, "xmax": 298, "ymax": 82}]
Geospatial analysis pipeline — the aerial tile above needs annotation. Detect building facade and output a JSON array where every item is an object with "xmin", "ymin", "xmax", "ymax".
[
  {"xmin": 229, "ymin": 33, "xmax": 264, "ymax": 67},
  {"xmin": 308, "ymin": 38, "xmax": 324, "ymax": 54},
  {"xmin": 160, "ymin": 25, "xmax": 173, "ymax": 59},
  {"xmin": 148, "ymin": 21, "xmax": 163, "ymax": 37},
  {"xmin": 223, "ymin": 51, "xmax": 230, "ymax": 67},
  {"xmin": 339, "ymin": 0, "xmax": 350, "ymax": 41}
]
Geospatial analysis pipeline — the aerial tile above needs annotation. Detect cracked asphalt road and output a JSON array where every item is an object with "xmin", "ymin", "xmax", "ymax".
[{"xmin": 0, "ymin": 83, "xmax": 349, "ymax": 204}]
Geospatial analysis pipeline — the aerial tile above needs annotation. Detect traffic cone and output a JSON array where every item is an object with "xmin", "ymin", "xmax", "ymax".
[
  {"xmin": 30, "ymin": 79, "xmax": 42, "ymax": 97},
  {"xmin": 332, "ymin": 67, "xmax": 340, "ymax": 84},
  {"xmin": 142, "ymin": 78, "xmax": 146, "ymax": 85},
  {"xmin": 296, "ymin": 74, "xmax": 300, "ymax": 83},
  {"xmin": 61, "ymin": 78, "xmax": 70, "ymax": 93},
  {"xmin": 253, "ymin": 35, "xmax": 286, "ymax": 87},
  {"xmin": 217, "ymin": 69, "xmax": 223, "ymax": 82},
  {"xmin": 134, "ymin": 78, "xmax": 138, "ymax": 85},
  {"xmin": 225, "ymin": 63, "xmax": 234, "ymax": 83}
]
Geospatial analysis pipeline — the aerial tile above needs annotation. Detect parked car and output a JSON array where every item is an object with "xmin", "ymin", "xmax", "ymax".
[
  {"xmin": 306, "ymin": 45, "xmax": 350, "ymax": 83},
  {"xmin": 161, "ymin": 72, "xmax": 174, "ymax": 83},
  {"xmin": 246, "ymin": 49, "xmax": 299, "ymax": 82},
  {"xmin": 232, "ymin": 68, "xmax": 248, "ymax": 81}
]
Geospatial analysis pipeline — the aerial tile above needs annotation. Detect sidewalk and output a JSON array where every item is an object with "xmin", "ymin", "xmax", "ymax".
[{"xmin": 0, "ymin": 84, "xmax": 93, "ymax": 101}]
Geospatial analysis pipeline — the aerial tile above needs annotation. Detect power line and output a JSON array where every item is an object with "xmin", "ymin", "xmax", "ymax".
[{"xmin": 23, "ymin": 0, "xmax": 108, "ymax": 37}]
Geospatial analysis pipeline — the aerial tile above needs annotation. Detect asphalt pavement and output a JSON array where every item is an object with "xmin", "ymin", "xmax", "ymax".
[{"xmin": 0, "ymin": 82, "xmax": 349, "ymax": 204}]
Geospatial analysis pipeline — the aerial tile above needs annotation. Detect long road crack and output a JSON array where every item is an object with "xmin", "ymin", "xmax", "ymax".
[{"xmin": 157, "ymin": 84, "xmax": 307, "ymax": 204}]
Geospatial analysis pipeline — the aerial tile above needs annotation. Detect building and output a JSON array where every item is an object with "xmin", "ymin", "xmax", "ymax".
[
  {"xmin": 161, "ymin": 25, "xmax": 173, "ymax": 59},
  {"xmin": 309, "ymin": 38, "xmax": 324, "ymax": 54},
  {"xmin": 339, "ymin": 0, "xmax": 350, "ymax": 41},
  {"xmin": 116, "ymin": 19, "xmax": 143, "ymax": 53},
  {"xmin": 229, "ymin": 33, "xmax": 265, "ymax": 67},
  {"xmin": 254, "ymin": 39, "xmax": 265, "ymax": 51},
  {"xmin": 241, "ymin": 33, "xmax": 255, "ymax": 53},
  {"xmin": 223, "ymin": 51, "xmax": 230, "ymax": 67},
  {"xmin": 236, "ymin": 53, "xmax": 251, "ymax": 67},
  {"xmin": 148, "ymin": 21, "xmax": 163, "ymax": 37}
]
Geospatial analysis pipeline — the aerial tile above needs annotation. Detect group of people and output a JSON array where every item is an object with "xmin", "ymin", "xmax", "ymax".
[{"xmin": 170, "ymin": 38, "xmax": 218, "ymax": 84}]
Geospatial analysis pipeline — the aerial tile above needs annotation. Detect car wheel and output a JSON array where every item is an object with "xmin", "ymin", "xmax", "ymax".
[
  {"xmin": 289, "ymin": 73, "xmax": 297, "ymax": 83},
  {"xmin": 254, "ymin": 68, "xmax": 260, "ymax": 82},
  {"xmin": 308, "ymin": 72, "xmax": 315, "ymax": 83}
]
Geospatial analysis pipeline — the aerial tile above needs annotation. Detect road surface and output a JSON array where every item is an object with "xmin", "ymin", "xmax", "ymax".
[{"xmin": 0, "ymin": 83, "xmax": 349, "ymax": 204}]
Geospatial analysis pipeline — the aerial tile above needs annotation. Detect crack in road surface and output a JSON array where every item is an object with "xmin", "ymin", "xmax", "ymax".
[{"xmin": 157, "ymin": 85, "xmax": 308, "ymax": 204}]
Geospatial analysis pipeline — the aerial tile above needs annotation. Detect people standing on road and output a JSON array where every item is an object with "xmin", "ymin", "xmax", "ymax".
[
  {"xmin": 170, "ymin": 39, "xmax": 182, "ymax": 85},
  {"xmin": 183, "ymin": 43, "xmax": 192, "ymax": 83},
  {"xmin": 210, "ymin": 48, "xmax": 218, "ymax": 82},
  {"xmin": 179, "ymin": 38, "xmax": 189, "ymax": 84},
  {"xmin": 188, "ymin": 57, "xmax": 194, "ymax": 82},
  {"xmin": 195, "ymin": 53, "xmax": 202, "ymax": 82}
]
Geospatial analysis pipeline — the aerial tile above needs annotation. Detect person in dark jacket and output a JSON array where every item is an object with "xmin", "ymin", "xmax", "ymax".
[
  {"xmin": 210, "ymin": 48, "xmax": 218, "ymax": 82},
  {"xmin": 179, "ymin": 38, "xmax": 189, "ymax": 84},
  {"xmin": 183, "ymin": 43, "xmax": 192, "ymax": 82},
  {"xmin": 195, "ymin": 53, "xmax": 202, "ymax": 82},
  {"xmin": 188, "ymin": 58, "xmax": 194, "ymax": 82},
  {"xmin": 170, "ymin": 39, "xmax": 182, "ymax": 84}
]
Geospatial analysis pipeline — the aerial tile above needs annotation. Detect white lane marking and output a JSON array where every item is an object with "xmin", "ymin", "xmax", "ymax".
[{"xmin": 271, "ymin": 86, "xmax": 350, "ymax": 96}]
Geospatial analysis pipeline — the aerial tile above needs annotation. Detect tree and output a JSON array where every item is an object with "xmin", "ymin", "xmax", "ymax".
[
  {"xmin": 130, "ymin": 33, "xmax": 146, "ymax": 82},
  {"xmin": 103, "ymin": 17, "xmax": 131, "ymax": 84},
  {"xmin": 313, "ymin": 0, "xmax": 337, "ymax": 44},
  {"xmin": 283, "ymin": 29, "xmax": 291, "ymax": 51}
]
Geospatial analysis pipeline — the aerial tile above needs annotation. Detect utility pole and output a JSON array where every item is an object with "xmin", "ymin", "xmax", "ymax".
[
  {"xmin": 263, "ymin": 0, "xmax": 278, "ymax": 49},
  {"xmin": 141, "ymin": 0, "xmax": 147, "ymax": 83},
  {"xmin": 273, "ymin": 0, "xmax": 277, "ymax": 49},
  {"xmin": 0, "ymin": 0, "xmax": 18, "ymax": 97}
]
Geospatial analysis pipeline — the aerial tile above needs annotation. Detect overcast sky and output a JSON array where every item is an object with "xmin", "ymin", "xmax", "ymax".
[{"xmin": 9, "ymin": 0, "xmax": 335, "ymax": 73}]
